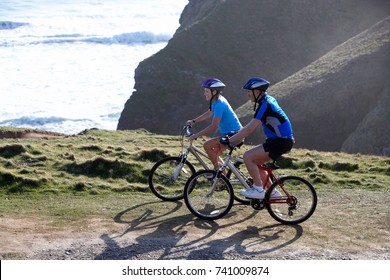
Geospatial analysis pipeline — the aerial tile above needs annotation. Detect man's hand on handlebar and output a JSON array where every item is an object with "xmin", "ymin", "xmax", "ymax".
[
  {"xmin": 219, "ymin": 136, "xmax": 230, "ymax": 145},
  {"xmin": 220, "ymin": 136, "xmax": 236, "ymax": 150}
]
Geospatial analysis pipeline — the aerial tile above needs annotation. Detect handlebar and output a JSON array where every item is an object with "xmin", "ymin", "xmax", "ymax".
[
  {"xmin": 181, "ymin": 124, "xmax": 242, "ymax": 154},
  {"xmin": 184, "ymin": 124, "xmax": 192, "ymax": 137},
  {"xmin": 220, "ymin": 136, "xmax": 244, "ymax": 152},
  {"xmin": 219, "ymin": 136, "xmax": 234, "ymax": 151}
]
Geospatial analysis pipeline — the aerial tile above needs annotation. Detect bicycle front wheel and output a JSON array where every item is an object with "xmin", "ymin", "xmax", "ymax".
[
  {"xmin": 184, "ymin": 170, "xmax": 234, "ymax": 220},
  {"xmin": 148, "ymin": 156, "xmax": 196, "ymax": 201},
  {"xmin": 266, "ymin": 176, "xmax": 317, "ymax": 225}
]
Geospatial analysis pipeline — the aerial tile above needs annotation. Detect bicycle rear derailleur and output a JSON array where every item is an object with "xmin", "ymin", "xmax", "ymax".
[{"xmin": 250, "ymin": 199, "xmax": 265, "ymax": 210}]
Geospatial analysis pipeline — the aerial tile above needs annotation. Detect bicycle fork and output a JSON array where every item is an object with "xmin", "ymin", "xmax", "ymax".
[
  {"xmin": 205, "ymin": 154, "xmax": 231, "ymax": 197},
  {"xmin": 172, "ymin": 152, "xmax": 189, "ymax": 180}
]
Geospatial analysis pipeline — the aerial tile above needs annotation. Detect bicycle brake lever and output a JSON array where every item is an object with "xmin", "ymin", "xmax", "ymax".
[{"xmin": 184, "ymin": 125, "xmax": 193, "ymax": 137}]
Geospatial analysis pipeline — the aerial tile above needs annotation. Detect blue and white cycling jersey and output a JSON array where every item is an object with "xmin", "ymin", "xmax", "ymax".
[
  {"xmin": 254, "ymin": 94, "xmax": 293, "ymax": 139},
  {"xmin": 211, "ymin": 96, "xmax": 242, "ymax": 135}
]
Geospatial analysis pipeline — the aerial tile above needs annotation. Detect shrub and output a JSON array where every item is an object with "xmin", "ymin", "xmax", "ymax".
[
  {"xmin": 137, "ymin": 149, "xmax": 169, "ymax": 162},
  {"xmin": 0, "ymin": 144, "xmax": 26, "ymax": 158}
]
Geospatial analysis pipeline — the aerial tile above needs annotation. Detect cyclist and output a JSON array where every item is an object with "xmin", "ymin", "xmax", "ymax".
[
  {"xmin": 222, "ymin": 77, "xmax": 294, "ymax": 199},
  {"xmin": 187, "ymin": 78, "xmax": 243, "ymax": 170}
]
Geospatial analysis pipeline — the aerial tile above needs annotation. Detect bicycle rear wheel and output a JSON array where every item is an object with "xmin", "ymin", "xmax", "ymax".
[
  {"xmin": 266, "ymin": 176, "xmax": 317, "ymax": 225},
  {"xmin": 184, "ymin": 170, "xmax": 234, "ymax": 220},
  {"xmin": 148, "ymin": 156, "xmax": 195, "ymax": 201}
]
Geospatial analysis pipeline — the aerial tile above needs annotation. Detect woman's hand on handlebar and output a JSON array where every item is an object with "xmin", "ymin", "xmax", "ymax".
[
  {"xmin": 186, "ymin": 119, "xmax": 195, "ymax": 126},
  {"xmin": 182, "ymin": 123, "xmax": 197, "ymax": 142}
]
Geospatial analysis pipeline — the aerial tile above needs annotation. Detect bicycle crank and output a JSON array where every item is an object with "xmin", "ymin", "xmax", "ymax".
[{"xmin": 250, "ymin": 199, "xmax": 265, "ymax": 210}]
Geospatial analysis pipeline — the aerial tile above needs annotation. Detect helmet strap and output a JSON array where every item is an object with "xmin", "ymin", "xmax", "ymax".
[
  {"xmin": 252, "ymin": 90, "xmax": 265, "ymax": 111},
  {"xmin": 252, "ymin": 90, "xmax": 258, "ymax": 111},
  {"xmin": 209, "ymin": 89, "xmax": 219, "ymax": 111}
]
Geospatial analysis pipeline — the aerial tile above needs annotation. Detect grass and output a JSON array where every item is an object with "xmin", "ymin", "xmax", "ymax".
[{"xmin": 0, "ymin": 126, "xmax": 389, "ymax": 223}]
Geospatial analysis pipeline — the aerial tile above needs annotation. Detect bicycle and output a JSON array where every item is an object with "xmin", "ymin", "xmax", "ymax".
[
  {"xmin": 148, "ymin": 125, "xmax": 251, "ymax": 204},
  {"xmin": 183, "ymin": 138, "xmax": 317, "ymax": 224}
]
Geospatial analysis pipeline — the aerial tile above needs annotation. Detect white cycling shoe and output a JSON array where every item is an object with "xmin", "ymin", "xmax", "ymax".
[
  {"xmin": 240, "ymin": 187, "xmax": 265, "ymax": 199},
  {"xmin": 270, "ymin": 189, "xmax": 282, "ymax": 198},
  {"xmin": 240, "ymin": 188, "xmax": 282, "ymax": 199}
]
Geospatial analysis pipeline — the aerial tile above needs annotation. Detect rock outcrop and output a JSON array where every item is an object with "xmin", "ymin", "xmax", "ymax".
[
  {"xmin": 117, "ymin": 0, "xmax": 390, "ymax": 155},
  {"xmin": 236, "ymin": 16, "xmax": 390, "ymax": 155}
]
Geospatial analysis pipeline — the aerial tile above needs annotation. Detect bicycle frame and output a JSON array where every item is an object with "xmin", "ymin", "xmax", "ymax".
[
  {"xmin": 179, "ymin": 125, "xmax": 243, "ymax": 172},
  {"xmin": 217, "ymin": 151, "xmax": 249, "ymax": 188},
  {"xmin": 257, "ymin": 164, "xmax": 289, "ymax": 204},
  {"xmin": 214, "ymin": 145, "xmax": 291, "ymax": 204},
  {"xmin": 177, "ymin": 125, "xmax": 211, "ymax": 169},
  {"xmin": 184, "ymin": 144, "xmax": 210, "ymax": 169}
]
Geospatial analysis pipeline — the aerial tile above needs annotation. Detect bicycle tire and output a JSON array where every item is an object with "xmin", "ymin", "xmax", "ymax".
[
  {"xmin": 184, "ymin": 170, "xmax": 234, "ymax": 220},
  {"xmin": 148, "ymin": 156, "xmax": 196, "ymax": 201},
  {"xmin": 265, "ymin": 176, "xmax": 317, "ymax": 225}
]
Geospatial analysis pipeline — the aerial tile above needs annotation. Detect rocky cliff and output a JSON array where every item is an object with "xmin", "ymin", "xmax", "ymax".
[
  {"xmin": 117, "ymin": 0, "xmax": 390, "ymax": 155},
  {"xmin": 235, "ymin": 16, "xmax": 390, "ymax": 155}
]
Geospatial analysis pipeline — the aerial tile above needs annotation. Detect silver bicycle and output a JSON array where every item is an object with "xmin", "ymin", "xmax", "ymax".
[{"xmin": 148, "ymin": 125, "xmax": 251, "ymax": 204}]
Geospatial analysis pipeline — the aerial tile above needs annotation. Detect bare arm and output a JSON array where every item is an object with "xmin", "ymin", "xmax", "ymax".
[
  {"xmin": 187, "ymin": 110, "xmax": 212, "ymax": 125},
  {"xmin": 229, "ymin": 118, "xmax": 262, "ymax": 143},
  {"xmin": 190, "ymin": 115, "xmax": 220, "ymax": 140}
]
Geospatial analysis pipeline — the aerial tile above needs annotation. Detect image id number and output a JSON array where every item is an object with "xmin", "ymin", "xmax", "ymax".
[{"xmin": 215, "ymin": 266, "xmax": 269, "ymax": 276}]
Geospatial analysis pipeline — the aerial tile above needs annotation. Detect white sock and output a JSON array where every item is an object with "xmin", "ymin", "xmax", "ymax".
[{"xmin": 253, "ymin": 185, "xmax": 264, "ymax": 192}]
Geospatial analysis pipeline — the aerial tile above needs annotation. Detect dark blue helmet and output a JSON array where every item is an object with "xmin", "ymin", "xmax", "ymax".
[
  {"xmin": 242, "ymin": 77, "xmax": 270, "ymax": 91},
  {"xmin": 201, "ymin": 78, "xmax": 226, "ymax": 89}
]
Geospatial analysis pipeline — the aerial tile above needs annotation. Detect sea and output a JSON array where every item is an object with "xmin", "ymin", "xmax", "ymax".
[{"xmin": 0, "ymin": 0, "xmax": 188, "ymax": 134}]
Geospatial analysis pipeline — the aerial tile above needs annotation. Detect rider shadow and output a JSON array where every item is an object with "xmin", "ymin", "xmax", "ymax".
[
  {"xmin": 94, "ymin": 201, "xmax": 303, "ymax": 260},
  {"xmin": 186, "ymin": 224, "xmax": 303, "ymax": 259},
  {"xmin": 94, "ymin": 200, "xmax": 219, "ymax": 259}
]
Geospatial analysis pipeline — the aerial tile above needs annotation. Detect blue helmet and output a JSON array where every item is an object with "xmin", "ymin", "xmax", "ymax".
[
  {"xmin": 201, "ymin": 78, "xmax": 226, "ymax": 90},
  {"xmin": 242, "ymin": 77, "xmax": 270, "ymax": 91},
  {"xmin": 202, "ymin": 78, "xmax": 225, "ymax": 111}
]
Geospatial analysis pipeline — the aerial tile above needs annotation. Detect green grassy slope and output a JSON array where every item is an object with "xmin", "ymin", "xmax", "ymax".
[{"xmin": 1, "ymin": 127, "xmax": 388, "ymax": 197}]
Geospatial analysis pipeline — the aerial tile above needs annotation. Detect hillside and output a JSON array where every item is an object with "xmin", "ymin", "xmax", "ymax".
[
  {"xmin": 1, "ymin": 127, "xmax": 389, "ymax": 195},
  {"xmin": 235, "ymin": 16, "xmax": 390, "ymax": 155},
  {"xmin": 0, "ymin": 127, "xmax": 389, "ymax": 260},
  {"xmin": 117, "ymin": 0, "xmax": 390, "ymax": 155}
]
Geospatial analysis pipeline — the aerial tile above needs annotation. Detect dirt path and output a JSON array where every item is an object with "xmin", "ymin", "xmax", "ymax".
[{"xmin": 1, "ymin": 189, "xmax": 389, "ymax": 260}]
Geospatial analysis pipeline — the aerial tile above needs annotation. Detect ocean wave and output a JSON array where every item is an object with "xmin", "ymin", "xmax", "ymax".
[
  {"xmin": 0, "ymin": 21, "xmax": 29, "ymax": 30},
  {"xmin": 0, "ymin": 116, "xmax": 90, "ymax": 127},
  {"xmin": 1, "ymin": 31, "xmax": 171, "ymax": 47},
  {"xmin": 56, "ymin": 31, "xmax": 171, "ymax": 45}
]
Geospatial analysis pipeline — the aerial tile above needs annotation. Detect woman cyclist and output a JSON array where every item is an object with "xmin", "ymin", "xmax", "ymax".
[
  {"xmin": 223, "ymin": 77, "xmax": 294, "ymax": 199},
  {"xmin": 187, "ymin": 78, "xmax": 242, "ymax": 170}
]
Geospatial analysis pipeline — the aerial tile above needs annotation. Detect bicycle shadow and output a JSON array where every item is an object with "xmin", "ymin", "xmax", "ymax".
[
  {"xmin": 186, "ymin": 224, "xmax": 303, "ymax": 259},
  {"xmin": 94, "ymin": 200, "xmax": 303, "ymax": 260}
]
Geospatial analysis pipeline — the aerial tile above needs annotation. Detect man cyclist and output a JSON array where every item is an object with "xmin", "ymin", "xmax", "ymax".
[
  {"xmin": 187, "ymin": 78, "xmax": 242, "ymax": 170},
  {"xmin": 222, "ymin": 77, "xmax": 294, "ymax": 199}
]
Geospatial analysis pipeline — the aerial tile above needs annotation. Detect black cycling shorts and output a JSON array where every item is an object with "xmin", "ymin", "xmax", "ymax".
[{"xmin": 263, "ymin": 138, "xmax": 294, "ymax": 160}]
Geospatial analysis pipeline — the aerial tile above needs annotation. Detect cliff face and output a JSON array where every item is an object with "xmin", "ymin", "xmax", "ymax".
[
  {"xmin": 236, "ymin": 17, "xmax": 390, "ymax": 155},
  {"xmin": 117, "ymin": 0, "xmax": 390, "ymax": 155}
]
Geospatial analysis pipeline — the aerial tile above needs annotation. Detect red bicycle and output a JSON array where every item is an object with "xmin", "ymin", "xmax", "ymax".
[{"xmin": 183, "ymin": 141, "xmax": 317, "ymax": 224}]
